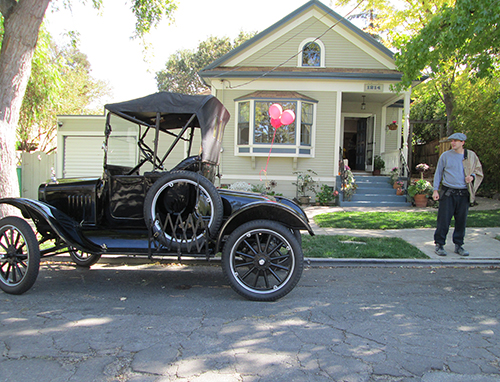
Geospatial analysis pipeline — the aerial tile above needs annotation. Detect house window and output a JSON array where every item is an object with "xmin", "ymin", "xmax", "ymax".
[
  {"xmin": 238, "ymin": 102, "xmax": 249, "ymax": 145},
  {"xmin": 254, "ymin": 101, "xmax": 296, "ymax": 144},
  {"xmin": 302, "ymin": 42, "xmax": 320, "ymax": 67},
  {"xmin": 235, "ymin": 95, "xmax": 316, "ymax": 157},
  {"xmin": 298, "ymin": 38, "xmax": 326, "ymax": 67}
]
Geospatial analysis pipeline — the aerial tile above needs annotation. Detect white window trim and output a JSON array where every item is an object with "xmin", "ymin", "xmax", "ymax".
[
  {"xmin": 297, "ymin": 38, "xmax": 326, "ymax": 68},
  {"xmin": 234, "ymin": 100, "xmax": 316, "ymax": 158}
]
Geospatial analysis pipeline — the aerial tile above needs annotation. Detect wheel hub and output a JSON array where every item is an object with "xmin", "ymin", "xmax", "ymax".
[{"xmin": 255, "ymin": 255, "xmax": 269, "ymax": 270}]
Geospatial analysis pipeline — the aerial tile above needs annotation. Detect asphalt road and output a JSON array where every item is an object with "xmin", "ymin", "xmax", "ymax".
[{"xmin": 1, "ymin": 261, "xmax": 500, "ymax": 382}]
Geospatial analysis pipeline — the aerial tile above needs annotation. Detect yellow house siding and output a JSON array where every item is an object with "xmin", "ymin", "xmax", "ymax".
[{"xmin": 237, "ymin": 17, "xmax": 387, "ymax": 70}]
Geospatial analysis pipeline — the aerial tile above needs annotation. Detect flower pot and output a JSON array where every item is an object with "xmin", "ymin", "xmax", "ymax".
[
  {"xmin": 396, "ymin": 188, "xmax": 404, "ymax": 196},
  {"xmin": 393, "ymin": 183, "xmax": 401, "ymax": 189},
  {"xmin": 387, "ymin": 123, "xmax": 397, "ymax": 130},
  {"xmin": 373, "ymin": 169, "xmax": 381, "ymax": 175},
  {"xmin": 413, "ymin": 194, "xmax": 427, "ymax": 207},
  {"xmin": 298, "ymin": 195, "xmax": 310, "ymax": 205}
]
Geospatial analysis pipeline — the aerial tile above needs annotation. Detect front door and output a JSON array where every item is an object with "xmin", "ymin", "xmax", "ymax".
[
  {"xmin": 355, "ymin": 119, "xmax": 367, "ymax": 171},
  {"xmin": 365, "ymin": 116, "xmax": 374, "ymax": 171}
]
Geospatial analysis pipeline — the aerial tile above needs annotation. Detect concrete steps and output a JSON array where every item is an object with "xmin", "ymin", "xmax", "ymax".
[{"xmin": 340, "ymin": 175, "xmax": 411, "ymax": 208}]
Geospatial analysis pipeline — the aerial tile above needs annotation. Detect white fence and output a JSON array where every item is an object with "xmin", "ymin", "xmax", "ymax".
[{"xmin": 20, "ymin": 151, "xmax": 56, "ymax": 200}]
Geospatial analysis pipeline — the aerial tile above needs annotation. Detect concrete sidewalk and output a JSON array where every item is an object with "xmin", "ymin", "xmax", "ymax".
[{"xmin": 304, "ymin": 196, "xmax": 500, "ymax": 262}]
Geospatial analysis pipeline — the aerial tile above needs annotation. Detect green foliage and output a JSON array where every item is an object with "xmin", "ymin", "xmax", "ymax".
[
  {"xmin": 454, "ymin": 75, "xmax": 500, "ymax": 194},
  {"xmin": 407, "ymin": 179, "xmax": 433, "ymax": 198},
  {"xmin": 156, "ymin": 32, "xmax": 256, "ymax": 94},
  {"xmin": 315, "ymin": 184, "xmax": 338, "ymax": 205},
  {"xmin": 18, "ymin": 29, "xmax": 109, "ymax": 152},
  {"xmin": 302, "ymin": 235, "xmax": 428, "ymax": 259},
  {"xmin": 373, "ymin": 155, "xmax": 385, "ymax": 170},
  {"xmin": 293, "ymin": 169, "xmax": 317, "ymax": 197},
  {"xmin": 314, "ymin": 209, "xmax": 500, "ymax": 230}
]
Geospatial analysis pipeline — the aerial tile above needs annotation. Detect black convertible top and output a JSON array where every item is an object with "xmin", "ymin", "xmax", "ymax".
[{"xmin": 105, "ymin": 92, "xmax": 230, "ymax": 165}]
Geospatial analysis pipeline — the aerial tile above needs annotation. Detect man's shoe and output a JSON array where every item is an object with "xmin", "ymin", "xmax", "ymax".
[
  {"xmin": 435, "ymin": 244, "xmax": 447, "ymax": 256},
  {"xmin": 455, "ymin": 245, "xmax": 469, "ymax": 257}
]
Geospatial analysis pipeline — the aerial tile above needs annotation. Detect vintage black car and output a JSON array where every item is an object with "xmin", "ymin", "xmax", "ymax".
[{"xmin": 0, "ymin": 92, "xmax": 314, "ymax": 301}]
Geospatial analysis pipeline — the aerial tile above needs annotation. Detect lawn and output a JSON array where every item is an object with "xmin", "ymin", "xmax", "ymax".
[
  {"xmin": 302, "ymin": 235, "xmax": 429, "ymax": 259},
  {"xmin": 313, "ymin": 209, "xmax": 500, "ymax": 230}
]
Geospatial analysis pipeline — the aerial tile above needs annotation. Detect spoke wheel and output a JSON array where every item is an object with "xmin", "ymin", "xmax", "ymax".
[
  {"xmin": 69, "ymin": 248, "xmax": 101, "ymax": 267},
  {"xmin": 222, "ymin": 220, "xmax": 303, "ymax": 301},
  {"xmin": 144, "ymin": 171, "xmax": 223, "ymax": 250},
  {"xmin": 0, "ymin": 217, "xmax": 40, "ymax": 295}
]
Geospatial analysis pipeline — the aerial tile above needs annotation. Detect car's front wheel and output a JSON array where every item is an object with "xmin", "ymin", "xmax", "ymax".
[
  {"xmin": 0, "ymin": 217, "xmax": 40, "ymax": 295},
  {"xmin": 222, "ymin": 220, "xmax": 304, "ymax": 301}
]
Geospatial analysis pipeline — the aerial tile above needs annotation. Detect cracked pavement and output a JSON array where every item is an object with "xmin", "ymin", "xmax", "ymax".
[{"xmin": 1, "ymin": 261, "xmax": 500, "ymax": 381}]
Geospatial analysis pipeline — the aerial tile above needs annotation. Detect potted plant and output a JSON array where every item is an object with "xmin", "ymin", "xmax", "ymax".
[
  {"xmin": 394, "ymin": 180, "xmax": 404, "ymax": 189},
  {"xmin": 293, "ymin": 170, "xmax": 317, "ymax": 204},
  {"xmin": 389, "ymin": 167, "xmax": 399, "ymax": 186},
  {"xmin": 373, "ymin": 155, "xmax": 385, "ymax": 175},
  {"xmin": 315, "ymin": 184, "xmax": 339, "ymax": 205},
  {"xmin": 407, "ymin": 179, "xmax": 433, "ymax": 207},
  {"xmin": 415, "ymin": 163, "xmax": 429, "ymax": 179}
]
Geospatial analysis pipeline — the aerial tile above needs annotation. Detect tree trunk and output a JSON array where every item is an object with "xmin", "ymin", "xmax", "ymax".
[
  {"xmin": 442, "ymin": 85, "xmax": 455, "ymax": 137},
  {"xmin": 0, "ymin": 0, "xmax": 50, "ymax": 217}
]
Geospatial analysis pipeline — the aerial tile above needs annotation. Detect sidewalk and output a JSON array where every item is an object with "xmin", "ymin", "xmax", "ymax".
[{"xmin": 304, "ymin": 196, "xmax": 500, "ymax": 263}]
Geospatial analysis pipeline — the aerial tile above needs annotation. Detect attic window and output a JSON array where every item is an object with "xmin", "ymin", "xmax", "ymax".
[{"xmin": 299, "ymin": 39, "xmax": 325, "ymax": 67}]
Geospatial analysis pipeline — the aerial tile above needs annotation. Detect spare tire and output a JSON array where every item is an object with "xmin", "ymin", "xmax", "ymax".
[{"xmin": 143, "ymin": 171, "xmax": 223, "ymax": 250}]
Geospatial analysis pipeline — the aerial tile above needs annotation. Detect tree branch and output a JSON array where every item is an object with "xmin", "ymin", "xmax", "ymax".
[{"xmin": 0, "ymin": 0, "xmax": 17, "ymax": 19}]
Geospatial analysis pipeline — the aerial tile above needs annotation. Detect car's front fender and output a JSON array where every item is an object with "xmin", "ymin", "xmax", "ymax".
[
  {"xmin": 216, "ymin": 200, "xmax": 314, "ymax": 252},
  {"xmin": 0, "ymin": 198, "xmax": 103, "ymax": 253}
]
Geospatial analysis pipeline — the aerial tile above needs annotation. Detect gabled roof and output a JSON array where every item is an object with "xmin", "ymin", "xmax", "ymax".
[{"xmin": 200, "ymin": 0, "xmax": 394, "ymax": 74}]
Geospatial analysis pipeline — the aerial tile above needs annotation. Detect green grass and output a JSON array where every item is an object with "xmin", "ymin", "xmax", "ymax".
[
  {"xmin": 314, "ymin": 209, "xmax": 500, "ymax": 230},
  {"xmin": 302, "ymin": 235, "xmax": 429, "ymax": 259}
]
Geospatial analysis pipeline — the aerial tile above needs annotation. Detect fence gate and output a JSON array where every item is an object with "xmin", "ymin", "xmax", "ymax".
[{"xmin": 20, "ymin": 151, "xmax": 56, "ymax": 200}]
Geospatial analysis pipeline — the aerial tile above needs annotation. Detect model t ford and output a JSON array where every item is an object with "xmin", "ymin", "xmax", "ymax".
[{"xmin": 0, "ymin": 92, "xmax": 314, "ymax": 301}]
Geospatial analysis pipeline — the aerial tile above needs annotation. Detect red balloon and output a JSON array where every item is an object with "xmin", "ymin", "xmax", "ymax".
[
  {"xmin": 270, "ymin": 117, "xmax": 282, "ymax": 129},
  {"xmin": 280, "ymin": 109, "xmax": 295, "ymax": 125},
  {"xmin": 268, "ymin": 104, "xmax": 283, "ymax": 120}
]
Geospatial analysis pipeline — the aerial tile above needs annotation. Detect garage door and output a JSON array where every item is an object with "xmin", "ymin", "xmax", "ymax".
[{"xmin": 63, "ymin": 136, "xmax": 137, "ymax": 178}]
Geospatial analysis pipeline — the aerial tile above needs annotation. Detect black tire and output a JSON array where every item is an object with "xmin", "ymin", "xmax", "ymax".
[
  {"xmin": 0, "ymin": 217, "xmax": 40, "ymax": 295},
  {"xmin": 69, "ymin": 248, "xmax": 101, "ymax": 267},
  {"xmin": 144, "ymin": 171, "xmax": 223, "ymax": 250},
  {"xmin": 222, "ymin": 220, "xmax": 304, "ymax": 301}
]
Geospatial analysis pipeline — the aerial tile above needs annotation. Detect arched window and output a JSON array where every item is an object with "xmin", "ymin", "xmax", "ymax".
[
  {"xmin": 298, "ymin": 39, "xmax": 325, "ymax": 67},
  {"xmin": 302, "ymin": 42, "xmax": 321, "ymax": 67}
]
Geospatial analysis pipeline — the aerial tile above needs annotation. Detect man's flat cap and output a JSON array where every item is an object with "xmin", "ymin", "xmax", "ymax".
[{"xmin": 448, "ymin": 133, "xmax": 467, "ymax": 141}]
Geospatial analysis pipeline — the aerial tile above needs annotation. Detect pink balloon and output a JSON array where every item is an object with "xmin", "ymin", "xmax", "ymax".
[
  {"xmin": 280, "ymin": 109, "xmax": 295, "ymax": 125},
  {"xmin": 270, "ymin": 117, "xmax": 282, "ymax": 129},
  {"xmin": 268, "ymin": 104, "xmax": 283, "ymax": 120}
]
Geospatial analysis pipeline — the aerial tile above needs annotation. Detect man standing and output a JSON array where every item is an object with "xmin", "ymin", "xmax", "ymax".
[{"xmin": 432, "ymin": 133, "xmax": 483, "ymax": 256}]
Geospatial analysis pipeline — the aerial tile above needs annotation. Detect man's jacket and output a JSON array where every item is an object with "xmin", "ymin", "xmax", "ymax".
[{"xmin": 463, "ymin": 149, "xmax": 483, "ymax": 204}]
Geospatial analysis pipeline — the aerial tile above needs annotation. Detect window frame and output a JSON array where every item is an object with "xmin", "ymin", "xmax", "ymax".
[
  {"xmin": 298, "ymin": 38, "xmax": 326, "ymax": 68},
  {"xmin": 235, "ymin": 98, "xmax": 317, "ymax": 158}
]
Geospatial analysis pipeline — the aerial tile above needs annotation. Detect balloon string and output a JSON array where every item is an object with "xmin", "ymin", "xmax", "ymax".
[{"xmin": 259, "ymin": 127, "xmax": 277, "ymax": 181}]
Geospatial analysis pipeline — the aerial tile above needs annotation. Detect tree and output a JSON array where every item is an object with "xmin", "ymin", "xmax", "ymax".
[
  {"xmin": 19, "ymin": 31, "xmax": 109, "ymax": 153},
  {"xmin": 0, "ymin": 0, "xmax": 177, "ymax": 217},
  {"xmin": 332, "ymin": 0, "xmax": 453, "ymax": 48},
  {"xmin": 156, "ymin": 32, "xmax": 256, "ymax": 95},
  {"xmin": 394, "ymin": 0, "xmax": 500, "ymax": 136}
]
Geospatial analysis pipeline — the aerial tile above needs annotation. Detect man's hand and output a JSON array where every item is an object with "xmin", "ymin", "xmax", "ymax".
[
  {"xmin": 465, "ymin": 175, "xmax": 474, "ymax": 183},
  {"xmin": 433, "ymin": 190, "xmax": 440, "ymax": 201}
]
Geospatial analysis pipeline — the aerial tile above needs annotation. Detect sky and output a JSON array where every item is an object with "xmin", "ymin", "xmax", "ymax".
[
  {"xmin": 43, "ymin": 0, "xmax": 358, "ymax": 106},
  {"xmin": 45, "ymin": 0, "xmax": 346, "ymax": 106}
]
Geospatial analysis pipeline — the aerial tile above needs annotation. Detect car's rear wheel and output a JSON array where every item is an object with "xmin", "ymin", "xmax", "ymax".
[
  {"xmin": 222, "ymin": 220, "xmax": 304, "ymax": 301},
  {"xmin": 69, "ymin": 248, "xmax": 101, "ymax": 267},
  {"xmin": 144, "ymin": 171, "xmax": 223, "ymax": 250},
  {"xmin": 0, "ymin": 217, "xmax": 40, "ymax": 295}
]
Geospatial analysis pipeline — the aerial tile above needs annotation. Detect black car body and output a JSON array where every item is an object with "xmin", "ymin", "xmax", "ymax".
[{"xmin": 0, "ymin": 92, "xmax": 313, "ymax": 301}]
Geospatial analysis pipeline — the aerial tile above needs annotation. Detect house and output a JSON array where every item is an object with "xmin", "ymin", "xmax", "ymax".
[
  {"xmin": 56, "ymin": 0, "xmax": 412, "ymax": 200},
  {"xmin": 198, "ymin": 0, "xmax": 411, "ymax": 197}
]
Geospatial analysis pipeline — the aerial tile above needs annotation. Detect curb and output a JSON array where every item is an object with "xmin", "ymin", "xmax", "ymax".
[{"xmin": 49, "ymin": 255, "xmax": 500, "ymax": 268}]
